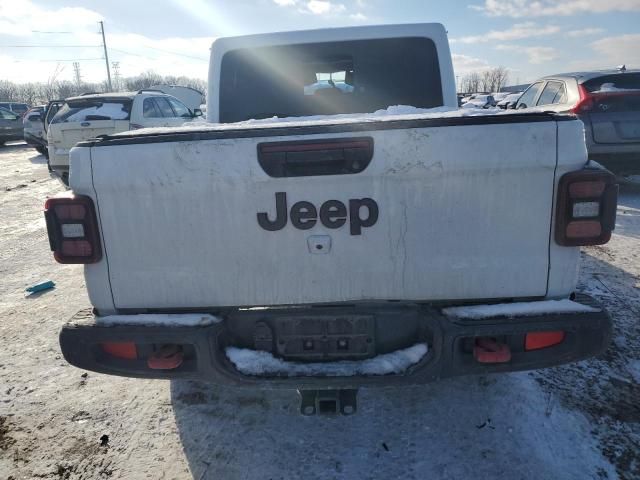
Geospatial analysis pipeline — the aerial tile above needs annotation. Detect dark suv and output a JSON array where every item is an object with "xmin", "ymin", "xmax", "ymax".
[
  {"xmin": 516, "ymin": 68, "xmax": 640, "ymax": 174},
  {"xmin": 0, "ymin": 102, "xmax": 29, "ymax": 117}
]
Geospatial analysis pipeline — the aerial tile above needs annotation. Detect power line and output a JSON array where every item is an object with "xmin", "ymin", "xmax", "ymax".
[
  {"xmin": 0, "ymin": 44, "xmax": 102, "ymax": 48},
  {"xmin": 7, "ymin": 58, "xmax": 104, "ymax": 62},
  {"xmin": 105, "ymin": 20, "xmax": 209, "ymax": 61},
  {"xmin": 110, "ymin": 46, "xmax": 206, "ymax": 62},
  {"xmin": 137, "ymin": 44, "xmax": 208, "ymax": 61},
  {"xmin": 109, "ymin": 47, "xmax": 146, "ymax": 58},
  {"xmin": 31, "ymin": 30, "xmax": 74, "ymax": 34}
]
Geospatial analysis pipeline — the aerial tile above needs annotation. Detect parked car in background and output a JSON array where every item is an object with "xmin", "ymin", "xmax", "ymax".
[
  {"xmin": 0, "ymin": 107, "xmax": 24, "ymax": 145},
  {"xmin": 515, "ymin": 67, "xmax": 640, "ymax": 173},
  {"xmin": 47, "ymin": 90, "xmax": 201, "ymax": 184},
  {"xmin": 0, "ymin": 102, "xmax": 29, "ymax": 117},
  {"xmin": 460, "ymin": 93, "xmax": 477, "ymax": 104},
  {"xmin": 497, "ymin": 93, "xmax": 522, "ymax": 109},
  {"xmin": 492, "ymin": 92, "xmax": 509, "ymax": 103},
  {"xmin": 23, "ymin": 105, "xmax": 48, "ymax": 156},
  {"xmin": 462, "ymin": 94, "xmax": 496, "ymax": 109}
]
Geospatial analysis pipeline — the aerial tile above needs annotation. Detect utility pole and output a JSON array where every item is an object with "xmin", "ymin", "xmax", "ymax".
[
  {"xmin": 111, "ymin": 61, "xmax": 120, "ymax": 91},
  {"xmin": 73, "ymin": 62, "xmax": 82, "ymax": 87},
  {"xmin": 99, "ymin": 21, "xmax": 112, "ymax": 91}
]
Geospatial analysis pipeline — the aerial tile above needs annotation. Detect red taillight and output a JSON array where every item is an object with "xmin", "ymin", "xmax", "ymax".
[
  {"xmin": 555, "ymin": 169, "xmax": 617, "ymax": 246},
  {"xmin": 571, "ymin": 85, "xmax": 594, "ymax": 114},
  {"xmin": 44, "ymin": 194, "xmax": 102, "ymax": 264},
  {"xmin": 102, "ymin": 342, "xmax": 138, "ymax": 360},
  {"xmin": 525, "ymin": 331, "xmax": 565, "ymax": 351},
  {"xmin": 473, "ymin": 338, "xmax": 511, "ymax": 364}
]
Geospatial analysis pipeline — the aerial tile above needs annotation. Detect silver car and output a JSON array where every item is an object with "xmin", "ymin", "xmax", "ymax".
[{"xmin": 516, "ymin": 68, "xmax": 640, "ymax": 173}]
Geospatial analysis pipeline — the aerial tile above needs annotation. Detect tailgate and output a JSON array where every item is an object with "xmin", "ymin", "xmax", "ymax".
[
  {"xmin": 89, "ymin": 117, "xmax": 559, "ymax": 309},
  {"xmin": 52, "ymin": 120, "xmax": 129, "ymax": 150},
  {"xmin": 590, "ymin": 94, "xmax": 640, "ymax": 144}
]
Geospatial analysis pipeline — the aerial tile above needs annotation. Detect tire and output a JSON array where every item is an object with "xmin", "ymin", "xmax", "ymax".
[{"xmin": 35, "ymin": 146, "xmax": 47, "ymax": 156}]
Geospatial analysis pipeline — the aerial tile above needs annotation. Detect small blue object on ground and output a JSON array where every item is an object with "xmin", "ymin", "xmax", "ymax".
[{"xmin": 25, "ymin": 280, "xmax": 56, "ymax": 296}]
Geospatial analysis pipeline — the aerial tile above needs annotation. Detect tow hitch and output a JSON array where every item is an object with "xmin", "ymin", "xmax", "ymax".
[{"xmin": 298, "ymin": 389, "xmax": 358, "ymax": 416}]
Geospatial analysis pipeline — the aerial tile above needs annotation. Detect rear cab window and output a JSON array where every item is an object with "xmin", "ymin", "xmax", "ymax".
[
  {"xmin": 219, "ymin": 37, "xmax": 443, "ymax": 122},
  {"xmin": 52, "ymin": 98, "xmax": 132, "ymax": 124}
]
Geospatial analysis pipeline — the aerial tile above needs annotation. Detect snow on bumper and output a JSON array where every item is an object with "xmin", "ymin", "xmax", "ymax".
[
  {"xmin": 226, "ymin": 343, "xmax": 428, "ymax": 377},
  {"xmin": 58, "ymin": 295, "xmax": 611, "ymax": 388}
]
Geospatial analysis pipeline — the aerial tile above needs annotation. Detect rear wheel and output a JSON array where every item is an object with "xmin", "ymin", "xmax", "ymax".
[{"xmin": 35, "ymin": 146, "xmax": 47, "ymax": 156}]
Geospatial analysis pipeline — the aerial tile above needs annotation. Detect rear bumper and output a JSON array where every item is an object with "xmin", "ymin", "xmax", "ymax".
[
  {"xmin": 48, "ymin": 148, "xmax": 69, "ymax": 169},
  {"xmin": 0, "ymin": 133, "xmax": 23, "ymax": 143},
  {"xmin": 59, "ymin": 295, "xmax": 611, "ymax": 389}
]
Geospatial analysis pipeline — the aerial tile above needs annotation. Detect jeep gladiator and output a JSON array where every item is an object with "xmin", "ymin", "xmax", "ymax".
[{"xmin": 45, "ymin": 24, "xmax": 617, "ymax": 415}]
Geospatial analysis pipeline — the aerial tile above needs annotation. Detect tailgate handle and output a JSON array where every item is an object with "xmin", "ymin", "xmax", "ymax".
[{"xmin": 258, "ymin": 137, "xmax": 373, "ymax": 177}]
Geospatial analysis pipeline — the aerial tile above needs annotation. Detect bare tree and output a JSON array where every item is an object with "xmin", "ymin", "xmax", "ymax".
[
  {"xmin": 491, "ymin": 66, "xmax": 509, "ymax": 92},
  {"xmin": 17, "ymin": 83, "xmax": 40, "ymax": 105},
  {"xmin": 1, "ymin": 70, "xmax": 206, "ymax": 105},
  {"xmin": 0, "ymin": 80, "xmax": 18, "ymax": 101},
  {"xmin": 43, "ymin": 63, "xmax": 65, "ymax": 102},
  {"xmin": 461, "ymin": 72, "xmax": 481, "ymax": 94},
  {"xmin": 124, "ymin": 70, "xmax": 164, "ymax": 91},
  {"xmin": 460, "ymin": 67, "xmax": 509, "ymax": 94}
]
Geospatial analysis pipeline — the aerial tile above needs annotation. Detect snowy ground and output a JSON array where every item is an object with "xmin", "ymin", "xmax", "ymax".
[{"xmin": 0, "ymin": 142, "xmax": 638, "ymax": 480}]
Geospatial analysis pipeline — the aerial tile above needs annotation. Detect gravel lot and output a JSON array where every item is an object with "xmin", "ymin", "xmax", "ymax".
[{"xmin": 1, "ymin": 142, "xmax": 638, "ymax": 480}]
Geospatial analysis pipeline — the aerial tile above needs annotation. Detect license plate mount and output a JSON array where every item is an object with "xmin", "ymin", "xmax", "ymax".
[
  {"xmin": 617, "ymin": 121, "xmax": 640, "ymax": 140},
  {"xmin": 275, "ymin": 315, "xmax": 375, "ymax": 361}
]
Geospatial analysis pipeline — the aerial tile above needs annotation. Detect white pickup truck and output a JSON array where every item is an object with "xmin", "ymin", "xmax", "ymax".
[{"xmin": 45, "ymin": 24, "xmax": 617, "ymax": 415}]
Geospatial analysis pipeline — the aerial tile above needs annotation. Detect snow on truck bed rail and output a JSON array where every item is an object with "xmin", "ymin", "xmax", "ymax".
[
  {"xmin": 108, "ymin": 105, "xmax": 537, "ymax": 138},
  {"xmin": 442, "ymin": 299, "xmax": 600, "ymax": 320},
  {"xmin": 226, "ymin": 343, "xmax": 428, "ymax": 377}
]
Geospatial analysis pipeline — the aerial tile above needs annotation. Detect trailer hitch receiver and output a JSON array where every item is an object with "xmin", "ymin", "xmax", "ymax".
[{"xmin": 298, "ymin": 389, "xmax": 358, "ymax": 416}]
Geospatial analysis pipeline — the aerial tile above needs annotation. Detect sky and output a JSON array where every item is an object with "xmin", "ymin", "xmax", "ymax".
[{"xmin": 1, "ymin": 0, "xmax": 640, "ymax": 87}]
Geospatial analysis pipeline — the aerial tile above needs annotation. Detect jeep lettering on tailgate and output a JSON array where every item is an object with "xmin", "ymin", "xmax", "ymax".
[{"xmin": 257, "ymin": 192, "xmax": 379, "ymax": 235}]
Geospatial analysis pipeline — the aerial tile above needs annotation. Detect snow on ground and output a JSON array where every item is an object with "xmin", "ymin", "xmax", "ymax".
[
  {"xmin": 226, "ymin": 343, "xmax": 427, "ymax": 377},
  {"xmin": 0, "ymin": 142, "xmax": 638, "ymax": 479},
  {"xmin": 442, "ymin": 299, "xmax": 600, "ymax": 319}
]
